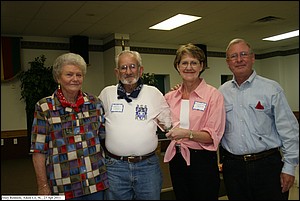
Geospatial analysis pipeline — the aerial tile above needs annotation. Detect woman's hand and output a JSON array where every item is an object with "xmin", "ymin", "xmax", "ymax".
[
  {"xmin": 170, "ymin": 84, "xmax": 181, "ymax": 91},
  {"xmin": 166, "ymin": 127, "xmax": 187, "ymax": 140}
]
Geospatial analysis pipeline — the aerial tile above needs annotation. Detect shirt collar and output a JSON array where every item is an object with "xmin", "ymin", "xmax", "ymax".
[
  {"xmin": 175, "ymin": 78, "xmax": 207, "ymax": 99},
  {"xmin": 232, "ymin": 70, "xmax": 256, "ymax": 87}
]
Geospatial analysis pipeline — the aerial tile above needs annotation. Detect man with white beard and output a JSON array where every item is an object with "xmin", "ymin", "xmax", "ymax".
[{"xmin": 99, "ymin": 50, "xmax": 172, "ymax": 200}]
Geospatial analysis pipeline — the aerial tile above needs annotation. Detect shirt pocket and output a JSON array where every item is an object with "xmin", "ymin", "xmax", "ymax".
[{"xmin": 248, "ymin": 104, "xmax": 272, "ymax": 135}]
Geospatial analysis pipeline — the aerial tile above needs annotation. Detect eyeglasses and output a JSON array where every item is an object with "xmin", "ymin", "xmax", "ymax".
[
  {"xmin": 118, "ymin": 64, "xmax": 138, "ymax": 72},
  {"xmin": 179, "ymin": 61, "xmax": 200, "ymax": 69},
  {"xmin": 228, "ymin": 51, "xmax": 251, "ymax": 61}
]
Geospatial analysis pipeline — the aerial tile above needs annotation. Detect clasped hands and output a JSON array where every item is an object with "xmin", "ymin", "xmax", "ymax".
[{"xmin": 165, "ymin": 127, "xmax": 186, "ymax": 141}]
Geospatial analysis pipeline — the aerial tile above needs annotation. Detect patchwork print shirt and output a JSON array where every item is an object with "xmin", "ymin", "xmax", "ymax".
[{"xmin": 30, "ymin": 90, "xmax": 108, "ymax": 199}]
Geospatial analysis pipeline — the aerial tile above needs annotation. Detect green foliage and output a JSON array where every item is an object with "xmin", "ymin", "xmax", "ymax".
[
  {"xmin": 19, "ymin": 55, "xmax": 57, "ymax": 136},
  {"xmin": 141, "ymin": 72, "xmax": 158, "ymax": 87}
]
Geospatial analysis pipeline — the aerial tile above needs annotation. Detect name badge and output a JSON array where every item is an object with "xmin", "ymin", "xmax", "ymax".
[
  {"xmin": 111, "ymin": 103, "xmax": 124, "ymax": 112},
  {"xmin": 192, "ymin": 101, "xmax": 207, "ymax": 111}
]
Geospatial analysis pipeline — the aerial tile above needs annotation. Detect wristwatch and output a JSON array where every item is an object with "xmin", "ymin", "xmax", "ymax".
[{"xmin": 189, "ymin": 130, "xmax": 193, "ymax": 139}]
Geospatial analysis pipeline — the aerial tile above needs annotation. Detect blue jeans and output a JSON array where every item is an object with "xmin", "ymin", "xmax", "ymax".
[{"xmin": 105, "ymin": 154, "xmax": 162, "ymax": 200}]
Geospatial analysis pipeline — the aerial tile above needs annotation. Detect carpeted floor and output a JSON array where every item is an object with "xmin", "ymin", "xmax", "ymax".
[
  {"xmin": 1, "ymin": 154, "xmax": 226, "ymax": 199},
  {"xmin": 2, "ymin": 154, "xmax": 298, "ymax": 200},
  {"xmin": 0, "ymin": 155, "xmax": 174, "ymax": 196},
  {"xmin": 1, "ymin": 156, "xmax": 37, "ymax": 195}
]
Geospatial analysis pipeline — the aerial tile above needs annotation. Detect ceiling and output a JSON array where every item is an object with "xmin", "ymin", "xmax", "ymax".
[{"xmin": 1, "ymin": 1, "xmax": 299, "ymax": 53}]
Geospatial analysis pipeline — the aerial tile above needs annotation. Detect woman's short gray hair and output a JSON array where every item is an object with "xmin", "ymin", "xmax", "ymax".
[{"xmin": 52, "ymin": 53, "xmax": 87, "ymax": 82}]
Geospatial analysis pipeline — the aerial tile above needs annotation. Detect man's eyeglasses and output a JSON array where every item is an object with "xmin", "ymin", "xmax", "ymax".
[
  {"xmin": 118, "ymin": 64, "xmax": 138, "ymax": 72},
  {"xmin": 228, "ymin": 51, "xmax": 251, "ymax": 61},
  {"xmin": 179, "ymin": 61, "xmax": 200, "ymax": 69}
]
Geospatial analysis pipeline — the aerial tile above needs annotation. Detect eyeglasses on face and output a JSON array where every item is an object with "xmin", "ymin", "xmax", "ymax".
[
  {"xmin": 228, "ymin": 51, "xmax": 251, "ymax": 61},
  {"xmin": 118, "ymin": 64, "xmax": 138, "ymax": 72},
  {"xmin": 179, "ymin": 61, "xmax": 200, "ymax": 69}
]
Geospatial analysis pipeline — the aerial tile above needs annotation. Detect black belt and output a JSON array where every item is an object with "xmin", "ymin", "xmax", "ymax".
[
  {"xmin": 223, "ymin": 148, "xmax": 279, "ymax": 162},
  {"xmin": 106, "ymin": 151, "xmax": 155, "ymax": 163}
]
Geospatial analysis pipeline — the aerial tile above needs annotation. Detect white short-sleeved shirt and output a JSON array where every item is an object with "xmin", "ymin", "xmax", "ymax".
[{"xmin": 99, "ymin": 84, "xmax": 171, "ymax": 156}]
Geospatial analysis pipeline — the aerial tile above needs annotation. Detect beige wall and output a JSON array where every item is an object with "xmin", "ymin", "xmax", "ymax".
[
  {"xmin": 1, "ymin": 37, "xmax": 299, "ymax": 131},
  {"xmin": 259, "ymin": 55, "xmax": 299, "ymax": 111}
]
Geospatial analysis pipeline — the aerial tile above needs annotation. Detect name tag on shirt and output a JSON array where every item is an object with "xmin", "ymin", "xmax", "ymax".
[
  {"xmin": 111, "ymin": 103, "xmax": 124, "ymax": 112},
  {"xmin": 192, "ymin": 101, "xmax": 207, "ymax": 111}
]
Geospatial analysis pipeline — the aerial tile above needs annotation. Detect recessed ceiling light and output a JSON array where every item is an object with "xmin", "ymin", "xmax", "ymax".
[
  {"xmin": 262, "ymin": 30, "xmax": 299, "ymax": 41},
  {"xmin": 149, "ymin": 14, "xmax": 201, "ymax": 31}
]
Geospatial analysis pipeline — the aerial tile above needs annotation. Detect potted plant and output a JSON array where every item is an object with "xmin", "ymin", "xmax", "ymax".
[
  {"xmin": 19, "ymin": 55, "xmax": 57, "ymax": 145},
  {"xmin": 141, "ymin": 72, "xmax": 158, "ymax": 87}
]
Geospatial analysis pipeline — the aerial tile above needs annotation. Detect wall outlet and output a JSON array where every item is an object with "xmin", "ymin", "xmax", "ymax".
[
  {"xmin": 1, "ymin": 139, "xmax": 3, "ymax": 146},
  {"xmin": 13, "ymin": 138, "xmax": 18, "ymax": 144}
]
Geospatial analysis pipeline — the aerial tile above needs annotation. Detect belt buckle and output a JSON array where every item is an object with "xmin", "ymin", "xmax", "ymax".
[
  {"xmin": 127, "ymin": 156, "xmax": 136, "ymax": 163},
  {"xmin": 243, "ymin": 154, "xmax": 252, "ymax": 161}
]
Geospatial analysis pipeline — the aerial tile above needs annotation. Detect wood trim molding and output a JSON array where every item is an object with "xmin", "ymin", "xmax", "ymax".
[
  {"xmin": 20, "ymin": 41, "xmax": 298, "ymax": 59},
  {"xmin": 1, "ymin": 111, "xmax": 298, "ymax": 138},
  {"xmin": 1, "ymin": 130, "xmax": 27, "ymax": 138}
]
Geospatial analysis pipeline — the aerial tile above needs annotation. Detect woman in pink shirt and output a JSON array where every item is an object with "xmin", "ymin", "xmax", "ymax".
[{"xmin": 164, "ymin": 43, "xmax": 226, "ymax": 200}]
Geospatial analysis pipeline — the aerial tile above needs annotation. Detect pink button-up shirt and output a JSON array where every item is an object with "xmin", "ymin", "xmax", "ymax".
[{"xmin": 164, "ymin": 78, "xmax": 226, "ymax": 165}]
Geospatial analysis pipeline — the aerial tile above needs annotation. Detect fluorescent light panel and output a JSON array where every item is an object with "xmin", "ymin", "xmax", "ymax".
[
  {"xmin": 262, "ymin": 30, "xmax": 299, "ymax": 41},
  {"xmin": 149, "ymin": 14, "xmax": 201, "ymax": 31}
]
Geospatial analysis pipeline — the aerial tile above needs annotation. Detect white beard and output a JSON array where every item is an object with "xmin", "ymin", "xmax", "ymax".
[{"xmin": 120, "ymin": 77, "xmax": 138, "ymax": 85}]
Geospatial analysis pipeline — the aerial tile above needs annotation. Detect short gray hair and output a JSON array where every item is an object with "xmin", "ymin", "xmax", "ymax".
[
  {"xmin": 115, "ymin": 50, "xmax": 142, "ymax": 68},
  {"xmin": 52, "ymin": 53, "xmax": 87, "ymax": 82},
  {"xmin": 226, "ymin": 38, "xmax": 253, "ymax": 56}
]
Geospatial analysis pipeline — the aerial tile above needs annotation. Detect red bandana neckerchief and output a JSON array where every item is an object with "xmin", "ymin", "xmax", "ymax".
[{"xmin": 56, "ymin": 89, "xmax": 84, "ymax": 112}]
